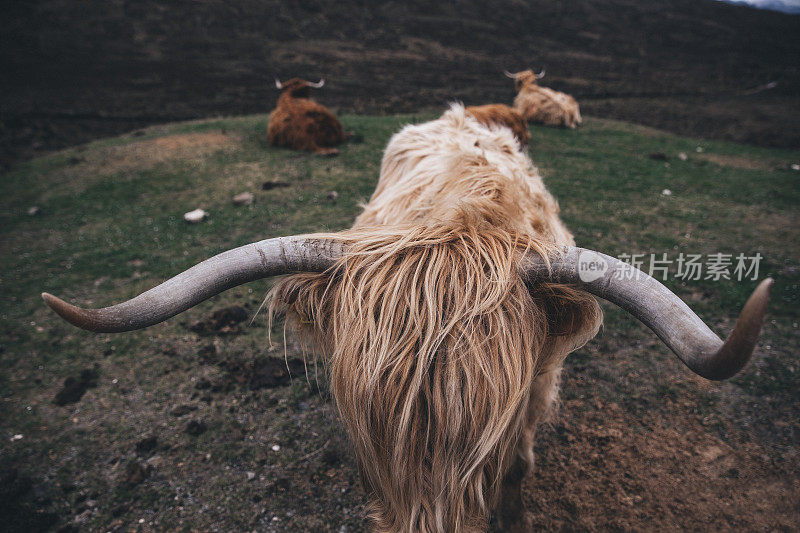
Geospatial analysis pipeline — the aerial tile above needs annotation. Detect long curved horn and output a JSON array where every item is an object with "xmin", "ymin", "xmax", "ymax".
[
  {"xmin": 306, "ymin": 79, "xmax": 325, "ymax": 88},
  {"xmin": 535, "ymin": 68, "xmax": 546, "ymax": 79},
  {"xmin": 42, "ymin": 237, "xmax": 342, "ymax": 333},
  {"xmin": 43, "ymin": 241, "xmax": 770, "ymax": 380},
  {"xmin": 274, "ymin": 78, "xmax": 283, "ymax": 89},
  {"xmin": 503, "ymin": 70, "xmax": 519, "ymax": 79},
  {"xmin": 521, "ymin": 247, "xmax": 772, "ymax": 380}
]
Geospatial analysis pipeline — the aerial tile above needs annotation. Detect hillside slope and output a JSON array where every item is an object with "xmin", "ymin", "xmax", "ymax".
[{"xmin": 2, "ymin": 0, "xmax": 799, "ymax": 169}]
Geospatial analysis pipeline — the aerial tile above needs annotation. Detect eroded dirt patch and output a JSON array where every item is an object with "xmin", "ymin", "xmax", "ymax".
[
  {"xmin": 525, "ymin": 399, "xmax": 799, "ymax": 531},
  {"xmin": 93, "ymin": 131, "xmax": 240, "ymax": 174}
]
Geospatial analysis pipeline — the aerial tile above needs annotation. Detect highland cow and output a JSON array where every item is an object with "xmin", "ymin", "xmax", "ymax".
[
  {"xmin": 507, "ymin": 69, "xmax": 583, "ymax": 129},
  {"xmin": 268, "ymin": 77, "xmax": 347, "ymax": 155},
  {"xmin": 465, "ymin": 103, "xmax": 530, "ymax": 146},
  {"xmin": 43, "ymin": 104, "xmax": 771, "ymax": 532}
]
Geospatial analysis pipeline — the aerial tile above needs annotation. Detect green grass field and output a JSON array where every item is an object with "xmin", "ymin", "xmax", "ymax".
[{"xmin": 1, "ymin": 114, "xmax": 798, "ymax": 531}]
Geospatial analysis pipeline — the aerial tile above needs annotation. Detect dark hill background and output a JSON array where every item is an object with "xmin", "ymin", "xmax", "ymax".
[{"xmin": 1, "ymin": 0, "xmax": 799, "ymax": 169}]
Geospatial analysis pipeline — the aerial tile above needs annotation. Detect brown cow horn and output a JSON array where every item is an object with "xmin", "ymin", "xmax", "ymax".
[
  {"xmin": 306, "ymin": 79, "xmax": 325, "ymax": 88},
  {"xmin": 521, "ymin": 247, "xmax": 772, "ymax": 380},
  {"xmin": 42, "ymin": 237, "xmax": 342, "ymax": 333}
]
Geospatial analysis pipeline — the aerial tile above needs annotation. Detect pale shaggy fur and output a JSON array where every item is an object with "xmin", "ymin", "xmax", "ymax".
[
  {"xmin": 512, "ymin": 70, "xmax": 582, "ymax": 129},
  {"xmin": 268, "ymin": 104, "xmax": 601, "ymax": 532}
]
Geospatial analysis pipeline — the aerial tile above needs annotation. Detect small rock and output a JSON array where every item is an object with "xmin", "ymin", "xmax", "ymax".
[
  {"xmin": 73, "ymin": 509, "xmax": 92, "ymax": 525},
  {"xmin": 10, "ymin": 434, "xmax": 23, "ymax": 442},
  {"xmin": 27, "ymin": 206, "xmax": 40, "ymax": 216},
  {"xmin": 184, "ymin": 208, "xmax": 207, "ymax": 223},
  {"xmin": 326, "ymin": 191, "xmax": 339, "ymax": 201},
  {"xmin": 792, "ymin": 163, "xmax": 800, "ymax": 171},
  {"xmin": 678, "ymin": 152, "xmax": 688, "ymax": 161},
  {"xmin": 246, "ymin": 471, "xmax": 256, "ymax": 481},
  {"xmin": 661, "ymin": 189, "xmax": 672, "ymax": 196},
  {"xmin": 695, "ymin": 146, "xmax": 704, "ymax": 153},
  {"xmin": 271, "ymin": 444, "xmax": 281, "ymax": 452},
  {"xmin": 233, "ymin": 192, "xmax": 255, "ymax": 206}
]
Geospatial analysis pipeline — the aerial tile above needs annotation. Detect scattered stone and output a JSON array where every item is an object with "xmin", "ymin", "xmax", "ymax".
[
  {"xmin": 27, "ymin": 206, "xmax": 41, "ymax": 216},
  {"xmin": 54, "ymin": 367, "xmax": 100, "ymax": 406},
  {"xmin": 695, "ymin": 146, "xmax": 704, "ymax": 153},
  {"xmin": 183, "ymin": 208, "xmax": 207, "ymax": 223},
  {"xmin": 246, "ymin": 471, "xmax": 256, "ymax": 481},
  {"xmin": 185, "ymin": 419, "xmax": 207, "ymax": 436},
  {"xmin": 678, "ymin": 152, "xmax": 688, "ymax": 161},
  {"xmin": 792, "ymin": 163, "xmax": 800, "ymax": 171},
  {"xmin": 661, "ymin": 189, "xmax": 672, "ymax": 196},
  {"xmin": 189, "ymin": 305, "xmax": 249, "ymax": 336},
  {"xmin": 271, "ymin": 444, "xmax": 281, "ymax": 452},
  {"xmin": 233, "ymin": 192, "xmax": 255, "ymax": 206},
  {"xmin": 136, "ymin": 435, "xmax": 158, "ymax": 456},
  {"xmin": 10, "ymin": 434, "xmax": 23, "ymax": 442},
  {"xmin": 170, "ymin": 404, "xmax": 197, "ymax": 417},
  {"xmin": 262, "ymin": 181, "xmax": 291, "ymax": 190},
  {"xmin": 73, "ymin": 509, "xmax": 92, "ymax": 525},
  {"xmin": 648, "ymin": 152, "xmax": 668, "ymax": 161},
  {"xmin": 326, "ymin": 190, "xmax": 339, "ymax": 201}
]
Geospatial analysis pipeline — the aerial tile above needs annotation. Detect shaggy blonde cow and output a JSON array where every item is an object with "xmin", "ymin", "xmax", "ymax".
[
  {"xmin": 44, "ymin": 105, "xmax": 771, "ymax": 532},
  {"xmin": 507, "ymin": 69, "xmax": 582, "ymax": 129},
  {"xmin": 268, "ymin": 77, "xmax": 347, "ymax": 155}
]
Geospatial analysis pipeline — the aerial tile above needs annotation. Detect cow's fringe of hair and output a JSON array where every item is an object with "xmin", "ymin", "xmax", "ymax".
[{"xmin": 267, "ymin": 212, "xmax": 599, "ymax": 532}]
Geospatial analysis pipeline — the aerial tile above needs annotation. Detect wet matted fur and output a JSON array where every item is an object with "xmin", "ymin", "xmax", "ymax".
[{"xmin": 269, "ymin": 105, "xmax": 601, "ymax": 532}]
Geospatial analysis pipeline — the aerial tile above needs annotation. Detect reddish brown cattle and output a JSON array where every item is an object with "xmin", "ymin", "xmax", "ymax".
[
  {"xmin": 268, "ymin": 77, "xmax": 347, "ymax": 155},
  {"xmin": 465, "ymin": 103, "xmax": 530, "ymax": 146}
]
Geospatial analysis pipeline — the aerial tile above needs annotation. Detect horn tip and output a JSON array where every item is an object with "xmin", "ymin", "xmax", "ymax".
[
  {"xmin": 42, "ymin": 292, "xmax": 103, "ymax": 332},
  {"xmin": 42, "ymin": 291, "xmax": 61, "ymax": 309},
  {"xmin": 42, "ymin": 291, "xmax": 76, "ymax": 320}
]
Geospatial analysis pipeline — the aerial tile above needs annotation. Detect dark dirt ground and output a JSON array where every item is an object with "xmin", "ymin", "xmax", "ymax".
[{"xmin": 2, "ymin": 0, "xmax": 799, "ymax": 171}]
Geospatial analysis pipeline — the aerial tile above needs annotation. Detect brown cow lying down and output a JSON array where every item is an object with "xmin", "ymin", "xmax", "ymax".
[
  {"xmin": 268, "ymin": 77, "xmax": 348, "ymax": 156},
  {"xmin": 506, "ymin": 69, "xmax": 582, "ymax": 129},
  {"xmin": 465, "ymin": 104, "xmax": 530, "ymax": 146}
]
